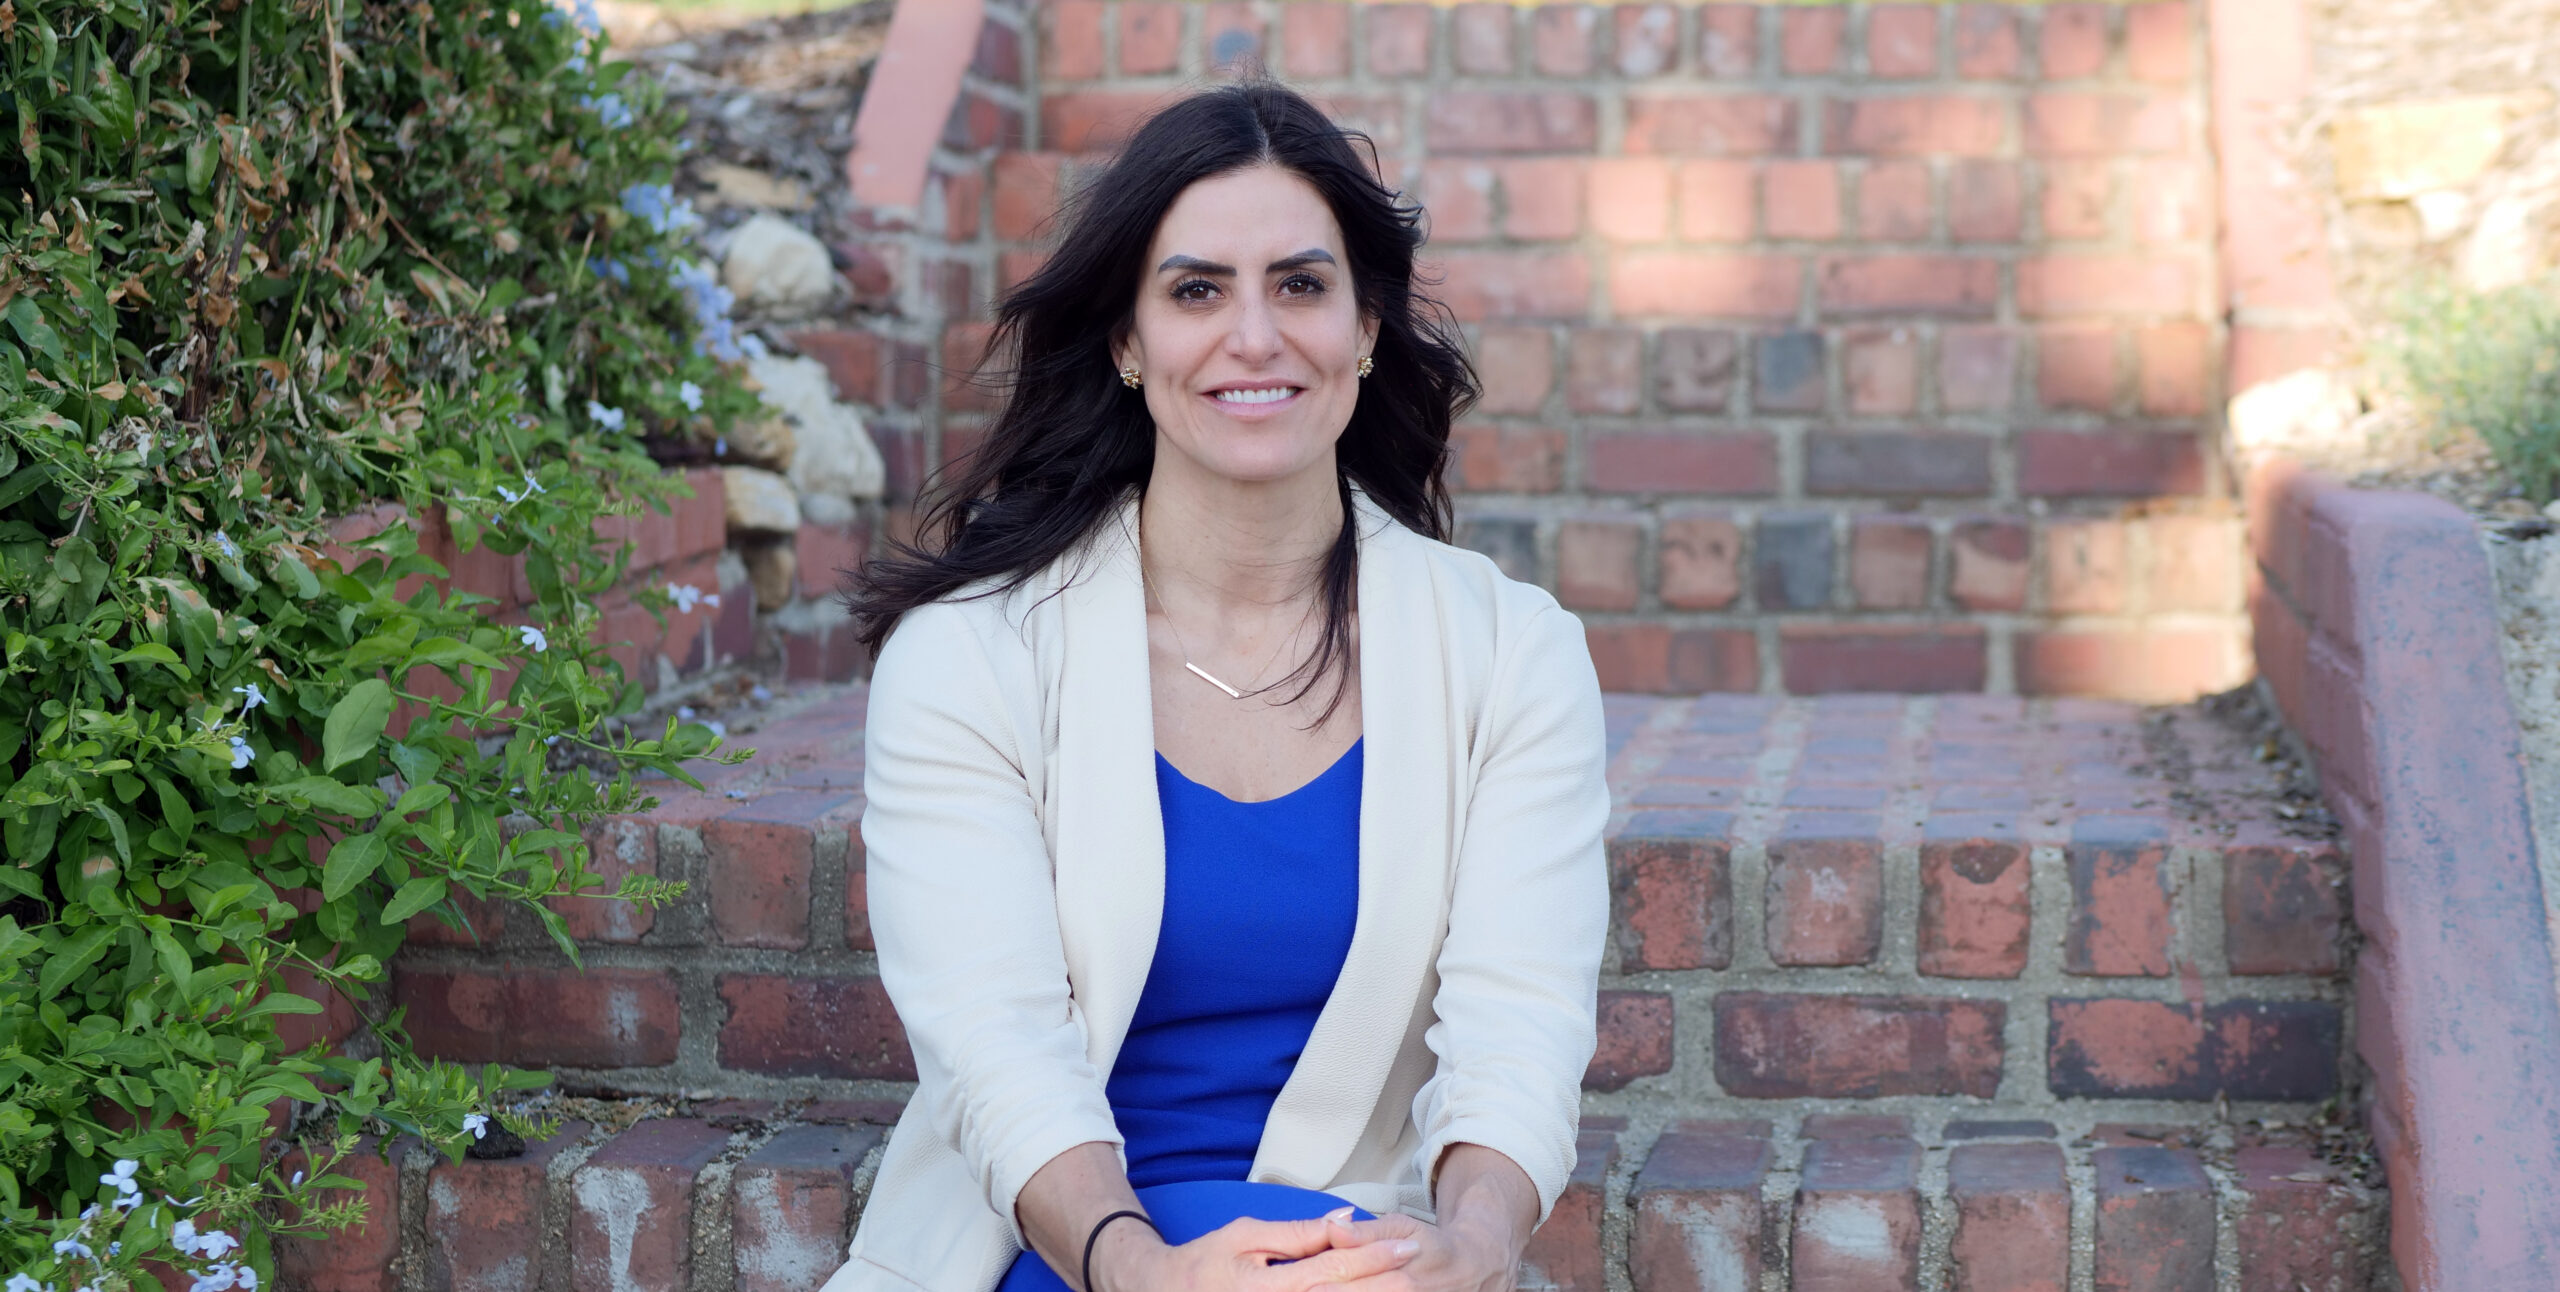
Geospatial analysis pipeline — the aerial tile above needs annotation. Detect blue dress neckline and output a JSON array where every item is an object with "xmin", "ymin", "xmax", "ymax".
[{"xmin": 1154, "ymin": 737, "xmax": 1364, "ymax": 808}]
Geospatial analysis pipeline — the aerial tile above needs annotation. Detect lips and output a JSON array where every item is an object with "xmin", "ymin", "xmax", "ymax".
[{"xmin": 1212, "ymin": 386, "xmax": 1302, "ymax": 406}]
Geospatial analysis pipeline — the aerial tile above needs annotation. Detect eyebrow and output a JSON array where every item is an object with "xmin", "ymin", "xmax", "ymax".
[{"xmin": 1156, "ymin": 248, "xmax": 1339, "ymax": 275}]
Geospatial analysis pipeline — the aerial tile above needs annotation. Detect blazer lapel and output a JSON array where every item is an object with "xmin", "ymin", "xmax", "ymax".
[
  {"xmin": 1252, "ymin": 494, "xmax": 1454, "ymax": 1190},
  {"xmin": 1049, "ymin": 497, "xmax": 1165, "ymax": 1082}
]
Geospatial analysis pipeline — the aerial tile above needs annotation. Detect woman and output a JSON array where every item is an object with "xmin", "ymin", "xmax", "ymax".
[{"xmin": 826, "ymin": 82, "xmax": 1609, "ymax": 1292}]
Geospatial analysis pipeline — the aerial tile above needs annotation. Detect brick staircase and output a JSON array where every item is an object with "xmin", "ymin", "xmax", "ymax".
[{"xmin": 354, "ymin": 686, "xmax": 2380, "ymax": 1290}]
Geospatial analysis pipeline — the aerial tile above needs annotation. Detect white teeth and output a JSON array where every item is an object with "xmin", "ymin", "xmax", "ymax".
[{"xmin": 1214, "ymin": 387, "xmax": 1297, "ymax": 405}]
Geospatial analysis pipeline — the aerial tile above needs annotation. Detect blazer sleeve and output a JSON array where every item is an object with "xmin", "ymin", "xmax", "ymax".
[
  {"xmin": 861, "ymin": 601, "xmax": 1123, "ymax": 1236},
  {"xmin": 1408, "ymin": 600, "xmax": 1611, "ymax": 1221}
]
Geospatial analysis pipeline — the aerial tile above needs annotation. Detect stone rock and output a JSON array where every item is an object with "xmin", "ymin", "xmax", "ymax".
[
  {"xmin": 2462, "ymin": 194, "xmax": 2542, "ymax": 291},
  {"xmin": 699, "ymin": 160, "xmax": 813, "ymax": 211},
  {"xmin": 747, "ymin": 352, "xmax": 884, "ymax": 502},
  {"xmin": 2412, "ymin": 190, "xmax": 2474, "ymax": 242},
  {"xmin": 726, "ymin": 416, "xmax": 797, "ymax": 472},
  {"xmin": 2330, "ymin": 95, "xmax": 2524, "ymax": 201},
  {"xmin": 744, "ymin": 540, "xmax": 798, "ymax": 611},
  {"xmin": 722, "ymin": 213, "xmax": 836, "ymax": 316},
  {"xmin": 721, "ymin": 465, "xmax": 802, "ymax": 535},
  {"xmin": 2228, "ymin": 368, "xmax": 2362, "ymax": 457},
  {"xmin": 800, "ymin": 491, "xmax": 858, "ymax": 528}
]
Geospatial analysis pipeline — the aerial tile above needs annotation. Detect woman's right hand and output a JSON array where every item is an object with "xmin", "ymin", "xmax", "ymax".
[{"xmin": 1091, "ymin": 1216, "xmax": 1419, "ymax": 1292}]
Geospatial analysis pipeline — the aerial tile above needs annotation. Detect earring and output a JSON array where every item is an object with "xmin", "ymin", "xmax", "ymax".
[
  {"xmin": 1119, "ymin": 365, "xmax": 1142, "ymax": 389},
  {"xmin": 1356, "ymin": 355, "xmax": 1374, "ymax": 378}
]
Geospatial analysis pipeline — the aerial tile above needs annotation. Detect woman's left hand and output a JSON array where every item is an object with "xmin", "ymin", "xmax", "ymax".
[{"xmin": 1302, "ymin": 1212, "xmax": 1516, "ymax": 1292}]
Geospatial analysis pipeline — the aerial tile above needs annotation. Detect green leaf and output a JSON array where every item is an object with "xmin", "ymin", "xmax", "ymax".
[
  {"xmin": 273, "ymin": 775, "xmax": 381, "ymax": 817},
  {"xmin": 151, "ymin": 775, "xmax": 196, "ymax": 842},
  {"xmin": 378, "ymin": 875, "xmax": 447, "ymax": 925},
  {"xmin": 323, "ymin": 679, "xmax": 395, "ymax": 772},
  {"xmin": 0, "ymin": 464, "xmax": 48, "ymax": 511},
  {"xmin": 38, "ymin": 926, "xmax": 112, "ymax": 997},
  {"xmin": 393, "ymin": 782, "xmax": 450, "ymax": 816},
  {"xmin": 243, "ymin": 991, "xmax": 324, "ymax": 1017},
  {"xmin": 4, "ymin": 299, "xmax": 62, "ymax": 365},
  {"xmin": 109, "ymin": 642, "xmax": 191, "ymax": 679},
  {"xmin": 151, "ymin": 928, "xmax": 194, "ymax": 998},
  {"xmin": 321, "ymin": 832, "xmax": 390, "ymax": 902}
]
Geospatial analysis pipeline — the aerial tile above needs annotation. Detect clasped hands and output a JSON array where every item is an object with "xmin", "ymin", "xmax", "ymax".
[{"xmin": 1086, "ymin": 1207, "xmax": 1516, "ymax": 1292}]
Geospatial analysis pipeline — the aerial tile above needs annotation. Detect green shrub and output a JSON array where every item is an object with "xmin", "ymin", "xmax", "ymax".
[
  {"xmin": 0, "ymin": 0, "xmax": 759, "ymax": 1283},
  {"xmin": 2385, "ymin": 276, "xmax": 2560, "ymax": 503}
]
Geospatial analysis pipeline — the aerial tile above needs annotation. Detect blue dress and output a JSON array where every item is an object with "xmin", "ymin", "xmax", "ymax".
[{"xmin": 996, "ymin": 741, "xmax": 1368, "ymax": 1290}]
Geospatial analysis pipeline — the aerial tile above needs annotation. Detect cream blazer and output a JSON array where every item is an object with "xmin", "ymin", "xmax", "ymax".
[{"xmin": 823, "ymin": 492, "xmax": 1609, "ymax": 1292}]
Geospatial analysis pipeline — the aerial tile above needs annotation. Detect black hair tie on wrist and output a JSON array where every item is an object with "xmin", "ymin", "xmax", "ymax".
[{"xmin": 1081, "ymin": 1209, "xmax": 1160, "ymax": 1292}]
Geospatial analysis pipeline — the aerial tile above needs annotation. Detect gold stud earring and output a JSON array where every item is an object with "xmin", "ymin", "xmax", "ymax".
[
  {"xmin": 1119, "ymin": 365, "xmax": 1142, "ymax": 389},
  {"xmin": 1356, "ymin": 355, "xmax": 1374, "ymax": 378}
]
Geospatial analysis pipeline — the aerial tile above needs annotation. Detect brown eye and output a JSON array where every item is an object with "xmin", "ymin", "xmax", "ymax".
[
  {"xmin": 1174, "ymin": 279, "xmax": 1218, "ymax": 302},
  {"xmin": 1280, "ymin": 274, "xmax": 1325, "ymax": 296}
]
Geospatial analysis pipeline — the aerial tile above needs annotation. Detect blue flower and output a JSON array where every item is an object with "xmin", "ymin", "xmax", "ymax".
[
  {"xmin": 565, "ymin": 54, "xmax": 589, "ymax": 74},
  {"xmin": 496, "ymin": 484, "xmax": 521, "ymax": 504},
  {"xmin": 233, "ymin": 683, "xmax": 265, "ymax": 711},
  {"xmin": 572, "ymin": 0, "xmax": 600, "ymax": 34},
  {"xmin": 212, "ymin": 532, "xmax": 237, "ymax": 560},
  {"xmin": 228, "ymin": 736, "xmax": 255, "ymax": 770},
  {"xmin": 589, "ymin": 257, "xmax": 628, "ymax": 287},
  {"xmin": 10, "ymin": 1273, "xmax": 49, "ymax": 1292},
  {"xmin": 50, "ymin": 1240, "xmax": 91, "ymax": 1261},
  {"xmin": 519, "ymin": 626, "xmax": 549, "ymax": 654},
  {"xmin": 586, "ymin": 401, "xmax": 626, "ymax": 431},
  {"xmin": 583, "ymin": 93, "xmax": 633, "ymax": 129},
  {"xmin": 524, "ymin": 472, "xmax": 546, "ymax": 495},
  {"xmin": 679, "ymin": 380, "xmax": 703, "ymax": 411},
  {"xmin": 619, "ymin": 183, "xmax": 698, "ymax": 235}
]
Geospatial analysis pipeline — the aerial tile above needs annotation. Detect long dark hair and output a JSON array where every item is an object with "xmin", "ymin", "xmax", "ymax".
[{"xmin": 846, "ymin": 81, "xmax": 1478, "ymax": 710}]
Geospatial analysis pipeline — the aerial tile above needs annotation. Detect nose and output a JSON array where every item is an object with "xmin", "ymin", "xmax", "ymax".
[{"xmin": 1223, "ymin": 289, "xmax": 1284, "ymax": 365}]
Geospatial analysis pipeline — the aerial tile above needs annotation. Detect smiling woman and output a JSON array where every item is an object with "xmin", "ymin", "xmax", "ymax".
[{"xmin": 834, "ymin": 83, "xmax": 1609, "ymax": 1292}]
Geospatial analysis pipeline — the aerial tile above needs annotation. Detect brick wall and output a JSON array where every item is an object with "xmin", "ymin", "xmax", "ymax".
[{"xmin": 858, "ymin": 0, "xmax": 2253, "ymax": 699}]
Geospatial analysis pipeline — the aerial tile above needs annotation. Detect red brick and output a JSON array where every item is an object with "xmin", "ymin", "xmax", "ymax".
[
  {"xmin": 2042, "ymin": 159, "xmax": 2115, "ymax": 241},
  {"xmin": 2039, "ymin": 3, "xmax": 2111, "ymax": 79},
  {"xmin": 1794, "ymin": 1139, "xmax": 1922, "ymax": 1288},
  {"xmin": 1803, "ymin": 1114, "xmax": 1913, "ymax": 1141},
  {"xmin": 973, "ymin": 15, "xmax": 1022, "ymax": 83},
  {"xmin": 1499, "ymin": 158, "xmax": 1585, "ymax": 241},
  {"xmin": 1531, "ymin": 5, "xmax": 1599, "ymax": 76},
  {"xmin": 732, "ymin": 1125, "xmax": 885, "ymax": 1292},
  {"xmin": 1718, "ymin": 993, "xmax": 2006, "ymax": 1097},
  {"xmin": 1921, "ymin": 825, "xmax": 2030, "ymax": 978},
  {"xmin": 1827, "ymin": 95, "xmax": 2010, "ymax": 156},
  {"xmin": 2235, "ymin": 1144, "xmax": 2373, "ymax": 1290},
  {"xmin": 277, "ymin": 1134, "xmax": 404, "ymax": 1292},
  {"xmin": 705, "ymin": 799, "xmax": 843, "ymax": 950},
  {"xmin": 1041, "ymin": 0, "xmax": 1104, "ymax": 81},
  {"xmin": 399, "ymin": 966, "xmax": 679, "ymax": 1068},
  {"xmin": 1588, "ymin": 158, "xmax": 1671, "ymax": 242},
  {"xmin": 406, "ymin": 887, "xmax": 508, "ymax": 949},
  {"xmin": 1765, "ymin": 814, "xmax": 1885, "ymax": 965},
  {"xmin": 1451, "ymin": 425, "xmax": 1568, "ymax": 493},
  {"xmin": 1366, "ymin": 4, "xmax": 1433, "ymax": 75},
  {"xmin": 1819, "ymin": 255, "xmax": 1997, "ymax": 316},
  {"xmin": 1845, "ymin": 328, "xmax": 1920, "ymax": 414},
  {"xmin": 2039, "ymin": 325, "xmax": 2118, "ymax": 412},
  {"xmin": 1449, "ymin": 3, "xmax": 1514, "ymax": 74},
  {"xmin": 1954, "ymin": 4, "xmax": 2021, "ymax": 79},
  {"xmin": 1781, "ymin": 7, "xmax": 1844, "ymax": 74},
  {"xmin": 1804, "ymin": 429, "xmax": 1994, "ymax": 497},
  {"xmin": 1631, "ymin": 1130, "xmax": 1771, "ymax": 1291},
  {"xmin": 553, "ymin": 818, "xmax": 656, "ymax": 944},
  {"xmin": 2042, "ymin": 518, "xmax": 2127, "ymax": 612},
  {"xmin": 2136, "ymin": 321, "xmax": 2211, "ymax": 418},
  {"xmin": 1951, "ymin": 519, "xmax": 2030, "ymax": 612},
  {"xmin": 1417, "ymin": 160, "xmax": 1497, "ymax": 242},
  {"xmin": 2126, "ymin": 1, "xmax": 2192, "ymax": 83},
  {"xmin": 2019, "ymin": 428, "xmax": 2206, "ymax": 497},
  {"xmin": 939, "ymin": 169, "xmax": 982, "ymax": 242},
  {"xmin": 1623, "ymin": 94, "xmax": 1796, "ymax": 155},
  {"xmin": 1585, "ymin": 991, "xmax": 1674, "ymax": 1091},
  {"xmin": 1608, "ymin": 834, "xmax": 1734, "ymax": 971},
  {"xmin": 1697, "ymin": 5, "xmax": 1758, "ymax": 78},
  {"xmin": 2051, "ymin": 998, "xmax": 2338, "ymax": 1100},
  {"xmin": 1472, "ymin": 327, "xmax": 1554, "ymax": 415},
  {"xmin": 1781, "ymin": 625, "xmax": 1989, "ymax": 694},
  {"xmin": 1596, "ymin": 4, "xmax": 1667, "ymax": 77},
  {"xmin": 1868, "ymin": 6, "xmax": 1939, "ymax": 78},
  {"xmin": 1949, "ymin": 1143, "xmax": 2070, "ymax": 1292},
  {"xmin": 2144, "ymin": 512, "xmax": 2241, "ymax": 612},
  {"xmin": 844, "ymin": 827, "xmax": 872, "ymax": 951},
  {"xmin": 2133, "ymin": 159, "xmax": 2206, "ymax": 244},
  {"xmin": 1850, "ymin": 516, "xmax": 1932, "ymax": 609},
  {"xmin": 1200, "ymin": 2, "xmax": 1263, "ymax": 72},
  {"xmin": 425, "ymin": 1123, "xmax": 592, "ymax": 1292},
  {"xmin": 1117, "ymin": 2, "xmax": 1182, "ymax": 74},
  {"xmin": 1425, "ymin": 90, "xmax": 1596, "ymax": 154},
  {"xmin": 2026, "ymin": 92, "xmax": 2186, "ymax": 156},
  {"xmin": 1661, "ymin": 512, "xmax": 1744, "ymax": 609},
  {"xmin": 1040, "ymin": 89, "xmax": 1168, "ymax": 154},
  {"xmin": 1558, "ymin": 517, "xmax": 1644, "ymax": 611},
  {"xmin": 990, "ymin": 152, "xmax": 1060, "ymax": 243},
  {"xmin": 1433, "ymin": 250, "xmax": 1591, "ymax": 321},
  {"xmin": 1753, "ymin": 327, "xmax": 1824, "ymax": 411},
  {"xmin": 795, "ymin": 522, "xmax": 866, "ymax": 602},
  {"xmin": 2222, "ymin": 837, "xmax": 2345, "ymax": 975},
  {"xmin": 1857, "ymin": 160, "xmax": 1933, "ymax": 240},
  {"xmin": 1521, "ymin": 1130, "xmax": 1616, "ymax": 1290},
  {"xmin": 717, "ymin": 974, "xmax": 914, "ymax": 1080},
  {"xmin": 1764, "ymin": 161, "xmax": 1842, "ymax": 240},
  {"xmin": 1612, "ymin": 251, "xmax": 1801, "ymax": 318},
  {"xmin": 2015, "ymin": 626, "xmax": 2244, "ymax": 702},
  {"xmin": 2065, "ymin": 816, "xmax": 2174, "ymax": 976},
  {"xmin": 1947, "ymin": 159, "xmax": 2023, "ymax": 242},
  {"xmin": 1941, "ymin": 326, "xmax": 2019, "ymax": 411},
  {"xmin": 1586, "ymin": 623, "xmax": 1761, "ymax": 692},
  {"xmin": 2093, "ymin": 1147, "xmax": 2214, "ymax": 1292},
  {"xmin": 1566, "ymin": 327, "xmax": 1643, "ymax": 414},
  {"xmin": 1281, "ymin": 2, "xmax": 1351, "ymax": 77},
  {"xmin": 569, "ymin": 1121, "xmax": 730, "ymax": 1292},
  {"xmin": 1675, "ymin": 160, "xmax": 1757, "ymax": 241}
]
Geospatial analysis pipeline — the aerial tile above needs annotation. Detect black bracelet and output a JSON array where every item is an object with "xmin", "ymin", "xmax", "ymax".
[{"xmin": 1081, "ymin": 1209, "xmax": 1159, "ymax": 1292}]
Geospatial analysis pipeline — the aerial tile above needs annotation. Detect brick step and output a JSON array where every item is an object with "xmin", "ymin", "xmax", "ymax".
[{"xmin": 283, "ymin": 1105, "xmax": 2378, "ymax": 1292}]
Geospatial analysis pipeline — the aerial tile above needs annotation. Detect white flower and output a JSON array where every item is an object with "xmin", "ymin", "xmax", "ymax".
[
  {"xmin": 50, "ymin": 1240, "xmax": 90, "ymax": 1260},
  {"xmin": 212, "ymin": 532, "xmax": 237, "ymax": 559},
  {"xmin": 10, "ymin": 1273, "xmax": 49, "ymax": 1292},
  {"xmin": 668, "ymin": 584, "xmax": 703, "ymax": 613},
  {"xmin": 101, "ymin": 1161, "xmax": 138, "ymax": 1191},
  {"xmin": 703, "ymin": 593, "xmax": 720, "ymax": 608},
  {"xmin": 188, "ymin": 1265, "xmax": 236, "ymax": 1292},
  {"xmin": 232, "ymin": 683, "xmax": 265, "ymax": 711},
  {"xmin": 78, "ymin": 1206, "xmax": 97, "ymax": 1221},
  {"xmin": 191, "ymin": 1229, "xmax": 239, "ymax": 1260},
  {"xmin": 228, "ymin": 736, "xmax": 255, "ymax": 770},
  {"xmin": 463, "ymin": 1113, "xmax": 489, "ymax": 1140},
  {"xmin": 544, "ymin": 735, "xmax": 560, "ymax": 746},
  {"xmin": 496, "ymin": 484, "xmax": 521, "ymax": 504},
  {"xmin": 233, "ymin": 1270, "xmax": 257, "ymax": 1292},
  {"xmin": 523, "ymin": 472, "xmax": 545, "ymax": 496},
  {"xmin": 586, "ymin": 401, "xmax": 626, "ymax": 431},
  {"xmin": 289, "ymin": 1172, "xmax": 303, "ymax": 1187},
  {"xmin": 678, "ymin": 381, "xmax": 703, "ymax": 411},
  {"xmin": 676, "ymin": 706, "xmax": 696, "ymax": 721},
  {"xmin": 519, "ymin": 626, "xmax": 548, "ymax": 653}
]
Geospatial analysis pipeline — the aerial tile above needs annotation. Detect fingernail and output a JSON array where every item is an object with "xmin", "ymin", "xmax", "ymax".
[
  {"xmin": 1324, "ymin": 1206, "xmax": 1355, "ymax": 1223},
  {"xmin": 1390, "ymin": 1240, "xmax": 1419, "ymax": 1258}
]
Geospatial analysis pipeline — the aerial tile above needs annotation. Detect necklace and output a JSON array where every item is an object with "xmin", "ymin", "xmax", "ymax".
[{"xmin": 1140, "ymin": 561, "xmax": 1307, "ymax": 700}]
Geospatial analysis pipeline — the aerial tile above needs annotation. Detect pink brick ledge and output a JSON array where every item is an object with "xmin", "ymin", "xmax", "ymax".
[{"xmin": 2246, "ymin": 456, "xmax": 2560, "ymax": 1289}]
